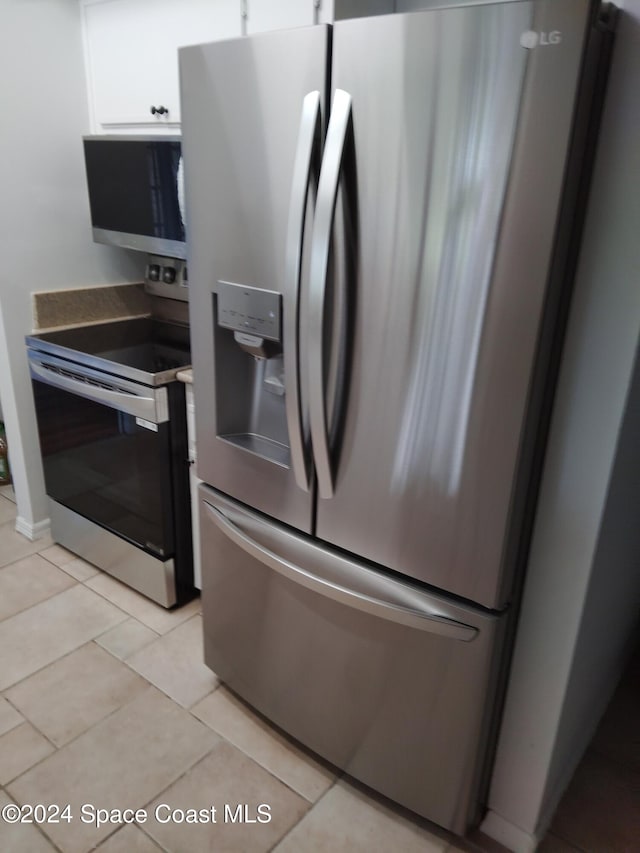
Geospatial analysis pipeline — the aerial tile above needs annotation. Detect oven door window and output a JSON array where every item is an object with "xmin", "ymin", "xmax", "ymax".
[{"xmin": 33, "ymin": 380, "xmax": 174, "ymax": 558}]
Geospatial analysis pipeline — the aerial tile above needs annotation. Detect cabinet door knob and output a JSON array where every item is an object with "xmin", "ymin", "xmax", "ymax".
[{"xmin": 150, "ymin": 105, "xmax": 169, "ymax": 116}]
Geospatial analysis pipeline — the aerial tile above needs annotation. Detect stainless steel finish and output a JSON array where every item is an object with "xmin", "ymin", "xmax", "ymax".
[
  {"xmin": 199, "ymin": 484, "xmax": 506, "ymax": 833},
  {"xmin": 92, "ymin": 228, "xmax": 186, "ymax": 261},
  {"xmin": 180, "ymin": 25, "xmax": 329, "ymax": 532},
  {"xmin": 83, "ymin": 134, "xmax": 183, "ymax": 143},
  {"xmin": 145, "ymin": 255, "xmax": 189, "ymax": 302},
  {"xmin": 26, "ymin": 322, "xmax": 189, "ymax": 388},
  {"xmin": 27, "ymin": 350, "xmax": 169, "ymax": 423},
  {"xmin": 217, "ymin": 281, "xmax": 282, "ymax": 341},
  {"xmin": 204, "ymin": 498, "xmax": 478, "ymax": 640},
  {"xmin": 85, "ymin": 133, "xmax": 186, "ymax": 261},
  {"xmin": 185, "ymin": 1, "xmax": 609, "ymax": 833},
  {"xmin": 284, "ymin": 91, "xmax": 322, "ymax": 492},
  {"xmin": 218, "ymin": 432, "xmax": 289, "ymax": 467},
  {"xmin": 308, "ymin": 88, "xmax": 352, "ymax": 500},
  {"xmin": 314, "ymin": 1, "xmax": 592, "ymax": 609},
  {"xmin": 50, "ymin": 499, "xmax": 177, "ymax": 607}
]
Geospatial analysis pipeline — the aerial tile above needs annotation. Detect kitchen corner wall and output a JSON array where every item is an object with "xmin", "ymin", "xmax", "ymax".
[
  {"xmin": 482, "ymin": 1, "xmax": 640, "ymax": 849},
  {"xmin": 0, "ymin": 0, "xmax": 144, "ymax": 537}
]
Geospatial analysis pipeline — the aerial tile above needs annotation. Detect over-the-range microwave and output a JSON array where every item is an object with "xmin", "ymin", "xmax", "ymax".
[{"xmin": 83, "ymin": 135, "xmax": 186, "ymax": 260}]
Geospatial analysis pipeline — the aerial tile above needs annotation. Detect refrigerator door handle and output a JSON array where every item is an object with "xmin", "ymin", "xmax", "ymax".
[
  {"xmin": 284, "ymin": 91, "xmax": 322, "ymax": 493},
  {"xmin": 308, "ymin": 88, "xmax": 352, "ymax": 499},
  {"xmin": 203, "ymin": 499, "xmax": 478, "ymax": 641}
]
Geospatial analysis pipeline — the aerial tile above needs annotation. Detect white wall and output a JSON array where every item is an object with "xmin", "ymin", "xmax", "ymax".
[
  {"xmin": 482, "ymin": 1, "xmax": 640, "ymax": 849},
  {"xmin": 0, "ymin": 0, "xmax": 143, "ymax": 534}
]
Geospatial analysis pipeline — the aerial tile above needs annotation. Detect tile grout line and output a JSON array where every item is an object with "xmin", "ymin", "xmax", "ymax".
[
  {"xmin": 0, "ymin": 588, "xmax": 131, "ymax": 690},
  {"xmin": 113, "ymin": 736, "xmax": 225, "ymax": 851},
  {"xmin": 0, "ymin": 524, "xmax": 53, "ymax": 570},
  {"xmin": 92, "ymin": 614, "xmax": 160, "ymax": 648},
  {"xmin": 109, "ymin": 647, "xmax": 215, "ymax": 712},
  {"xmin": 4, "ymin": 681, "xmax": 220, "ymax": 819},
  {"xmin": 99, "ymin": 820, "xmax": 167, "ymax": 853},
  {"xmin": 131, "ymin": 734, "xmax": 325, "ymax": 853},
  {"xmin": 0, "ymin": 784, "xmax": 68, "ymax": 853},
  {"xmin": 1, "ymin": 548, "xmax": 213, "ymax": 762},
  {"xmin": 2, "ymin": 537, "xmax": 466, "ymax": 851},
  {"xmin": 266, "ymin": 776, "xmax": 342, "ymax": 852},
  {"xmin": 0, "ymin": 541, "xmax": 348, "ymax": 849},
  {"xmin": 75, "ymin": 572, "xmax": 203, "ymax": 636},
  {"xmin": 0, "ymin": 573, "xmax": 81, "ymax": 627},
  {"xmin": 3, "ymin": 657, "xmax": 161, "ymax": 771},
  {"xmin": 96, "ymin": 704, "xmax": 334, "ymax": 851},
  {"xmin": 2, "ymin": 643, "xmax": 175, "ymax": 794}
]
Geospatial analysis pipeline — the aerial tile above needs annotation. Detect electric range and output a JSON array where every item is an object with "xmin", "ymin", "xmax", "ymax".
[{"xmin": 26, "ymin": 313, "xmax": 193, "ymax": 607}]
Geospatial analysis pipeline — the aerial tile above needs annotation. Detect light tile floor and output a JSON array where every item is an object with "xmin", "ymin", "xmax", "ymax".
[{"xmin": 0, "ymin": 490, "xmax": 636, "ymax": 852}]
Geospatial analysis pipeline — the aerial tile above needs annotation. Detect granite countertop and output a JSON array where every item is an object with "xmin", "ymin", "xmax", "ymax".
[{"xmin": 31, "ymin": 283, "xmax": 149, "ymax": 331}]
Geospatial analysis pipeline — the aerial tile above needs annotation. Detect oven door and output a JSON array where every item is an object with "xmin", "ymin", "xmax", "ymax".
[{"xmin": 29, "ymin": 351, "xmax": 174, "ymax": 559}]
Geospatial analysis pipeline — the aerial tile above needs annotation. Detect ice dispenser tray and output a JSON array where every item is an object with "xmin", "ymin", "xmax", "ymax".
[{"xmin": 214, "ymin": 281, "xmax": 288, "ymax": 467}]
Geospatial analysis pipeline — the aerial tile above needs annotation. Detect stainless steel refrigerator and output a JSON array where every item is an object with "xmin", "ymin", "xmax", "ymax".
[{"xmin": 179, "ymin": 0, "xmax": 614, "ymax": 834}]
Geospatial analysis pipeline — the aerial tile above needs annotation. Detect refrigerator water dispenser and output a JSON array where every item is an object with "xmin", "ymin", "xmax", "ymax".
[{"xmin": 214, "ymin": 281, "xmax": 288, "ymax": 466}]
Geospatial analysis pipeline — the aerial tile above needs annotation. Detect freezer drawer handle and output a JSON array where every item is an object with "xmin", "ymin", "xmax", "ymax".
[
  {"xmin": 204, "ymin": 501, "xmax": 478, "ymax": 642},
  {"xmin": 308, "ymin": 88, "xmax": 352, "ymax": 500},
  {"xmin": 284, "ymin": 90, "xmax": 322, "ymax": 493}
]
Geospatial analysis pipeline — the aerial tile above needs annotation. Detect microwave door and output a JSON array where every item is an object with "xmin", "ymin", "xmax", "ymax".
[{"xmin": 83, "ymin": 136, "xmax": 186, "ymax": 259}]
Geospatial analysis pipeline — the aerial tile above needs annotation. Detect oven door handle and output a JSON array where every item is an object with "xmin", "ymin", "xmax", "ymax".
[{"xmin": 28, "ymin": 355, "xmax": 168, "ymax": 423}]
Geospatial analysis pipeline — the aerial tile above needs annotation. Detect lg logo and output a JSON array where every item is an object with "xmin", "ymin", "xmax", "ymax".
[{"xmin": 520, "ymin": 30, "xmax": 562, "ymax": 49}]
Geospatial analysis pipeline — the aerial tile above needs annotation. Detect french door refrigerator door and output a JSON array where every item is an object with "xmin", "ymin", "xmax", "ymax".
[
  {"xmin": 312, "ymin": 1, "xmax": 596, "ymax": 610},
  {"xmin": 179, "ymin": 26, "xmax": 329, "ymax": 533},
  {"xmin": 199, "ymin": 485, "xmax": 506, "ymax": 834}
]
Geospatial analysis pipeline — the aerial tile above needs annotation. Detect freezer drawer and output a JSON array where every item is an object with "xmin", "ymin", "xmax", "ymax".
[{"xmin": 199, "ymin": 485, "xmax": 507, "ymax": 834}]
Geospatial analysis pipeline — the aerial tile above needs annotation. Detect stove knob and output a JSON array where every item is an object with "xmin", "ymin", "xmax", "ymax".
[
  {"xmin": 162, "ymin": 267, "xmax": 176, "ymax": 284},
  {"xmin": 148, "ymin": 264, "xmax": 161, "ymax": 281}
]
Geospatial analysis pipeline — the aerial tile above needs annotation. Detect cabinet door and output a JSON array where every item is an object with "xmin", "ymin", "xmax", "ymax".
[
  {"xmin": 244, "ymin": 0, "xmax": 317, "ymax": 34},
  {"xmin": 83, "ymin": 0, "xmax": 241, "ymax": 133}
]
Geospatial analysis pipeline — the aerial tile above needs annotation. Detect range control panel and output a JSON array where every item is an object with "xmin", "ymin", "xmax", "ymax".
[
  {"xmin": 217, "ymin": 280, "xmax": 281, "ymax": 343},
  {"xmin": 145, "ymin": 255, "xmax": 188, "ymax": 301}
]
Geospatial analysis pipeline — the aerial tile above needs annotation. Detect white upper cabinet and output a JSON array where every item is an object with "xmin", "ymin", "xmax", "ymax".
[
  {"xmin": 82, "ymin": 0, "xmax": 242, "ymax": 133},
  {"xmin": 244, "ymin": 0, "xmax": 328, "ymax": 34}
]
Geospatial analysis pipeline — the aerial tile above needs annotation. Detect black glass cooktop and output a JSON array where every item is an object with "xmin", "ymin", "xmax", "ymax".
[{"xmin": 26, "ymin": 318, "xmax": 191, "ymax": 386}]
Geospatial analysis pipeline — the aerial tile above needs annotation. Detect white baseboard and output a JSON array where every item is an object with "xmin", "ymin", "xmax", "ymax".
[
  {"xmin": 480, "ymin": 811, "xmax": 540, "ymax": 853},
  {"xmin": 15, "ymin": 515, "xmax": 51, "ymax": 541}
]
